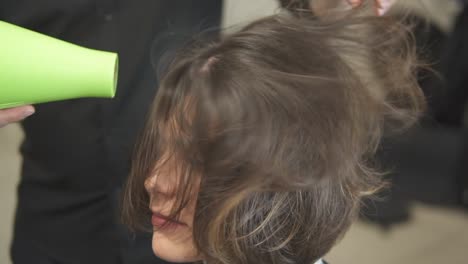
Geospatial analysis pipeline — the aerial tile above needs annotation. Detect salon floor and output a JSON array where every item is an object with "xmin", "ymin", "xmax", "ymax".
[{"xmin": 1, "ymin": 1, "xmax": 468, "ymax": 264}]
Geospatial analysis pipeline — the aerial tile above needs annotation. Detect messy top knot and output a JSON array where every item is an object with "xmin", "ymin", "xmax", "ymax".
[{"xmin": 123, "ymin": 2, "xmax": 425, "ymax": 263}]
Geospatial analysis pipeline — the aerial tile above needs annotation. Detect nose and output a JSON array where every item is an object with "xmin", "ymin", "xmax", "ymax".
[
  {"xmin": 144, "ymin": 172, "xmax": 176, "ymax": 202},
  {"xmin": 144, "ymin": 173, "xmax": 158, "ymax": 194}
]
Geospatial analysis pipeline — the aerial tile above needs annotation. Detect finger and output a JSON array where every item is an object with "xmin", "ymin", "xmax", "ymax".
[
  {"xmin": 346, "ymin": 0, "xmax": 363, "ymax": 8},
  {"xmin": 346, "ymin": 0, "xmax": 393, "ymax": 16},
  {"xmin": 377, "ymin": 0, "xmax": 395, "ymax": 15},
  {"xmin": 0, "ymin": 105, "xmax": 35, "ymax": 128}
]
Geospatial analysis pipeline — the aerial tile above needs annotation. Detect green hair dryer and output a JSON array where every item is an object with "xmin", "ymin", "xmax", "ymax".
[{"xmin": 0, "ymin": 21, "xmax": 118, "ymax": 109}]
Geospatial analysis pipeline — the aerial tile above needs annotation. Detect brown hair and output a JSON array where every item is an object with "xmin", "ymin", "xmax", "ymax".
[{"xmin": 123, "ymin": 2, "xmax": 425, "ymax": 263}]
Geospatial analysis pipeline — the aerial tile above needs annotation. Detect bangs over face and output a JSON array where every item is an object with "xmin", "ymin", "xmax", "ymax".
[{"xmin": 123, "ymin": 7, "xmax": 425, "ymax": 264}]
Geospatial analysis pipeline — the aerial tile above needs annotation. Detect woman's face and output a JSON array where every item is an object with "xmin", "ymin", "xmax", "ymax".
[{"xmin": 144, "ymin": 165, "xmax": 202, "ymax": 263}]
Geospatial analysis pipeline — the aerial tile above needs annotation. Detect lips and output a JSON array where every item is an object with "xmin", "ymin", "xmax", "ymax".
[{"xmin": 151, "ymin": 213, "xmax": 185, "ymax": 229}]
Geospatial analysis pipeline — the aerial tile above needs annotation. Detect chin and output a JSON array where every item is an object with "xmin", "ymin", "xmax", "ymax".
[{"xmin": 152, "ymin": 231, "xmax": 202, "ymax": 263}]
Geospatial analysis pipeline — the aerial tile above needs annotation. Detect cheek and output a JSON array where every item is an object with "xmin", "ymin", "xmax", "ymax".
[{"xmin": 152, "ymin": 228, "xmax": 201, "ymax": 263}]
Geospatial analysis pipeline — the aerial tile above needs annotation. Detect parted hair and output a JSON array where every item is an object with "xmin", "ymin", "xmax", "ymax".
[{"xmin": 123, "ymin": 2, "xmax": 425, "ymax": 264}]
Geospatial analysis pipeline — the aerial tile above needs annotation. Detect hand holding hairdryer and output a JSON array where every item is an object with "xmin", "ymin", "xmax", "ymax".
[{"xmin": 0, "ymin": 105, "xmax": 34, "ymax": 127}]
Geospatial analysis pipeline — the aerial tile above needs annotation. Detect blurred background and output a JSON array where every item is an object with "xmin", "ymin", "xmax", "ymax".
[{"xmin": 1, "ymin": 0, "xmax": 468, "ymax": 263}]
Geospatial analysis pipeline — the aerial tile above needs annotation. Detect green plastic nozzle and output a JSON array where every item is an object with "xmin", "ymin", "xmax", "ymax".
[{"xmin": 0, "ymin": 21, "xmax": 118, "ymax": 109}]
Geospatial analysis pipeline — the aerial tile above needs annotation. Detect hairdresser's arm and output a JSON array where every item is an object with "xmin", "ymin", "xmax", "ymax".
[{"xmin": 0, "ymin": 105, "xmax": 35, "ymax": 128}]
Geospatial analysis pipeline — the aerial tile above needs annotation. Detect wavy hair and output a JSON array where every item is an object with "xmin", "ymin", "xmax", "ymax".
[{"xmin": 123, "ymin": 2, "xmax": 425, "ymax": 263}]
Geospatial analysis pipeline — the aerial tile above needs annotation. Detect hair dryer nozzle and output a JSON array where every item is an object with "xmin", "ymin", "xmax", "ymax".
[{"xmin": 0, "ymin": 21, "xmax": 119, "ymax": 109}]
